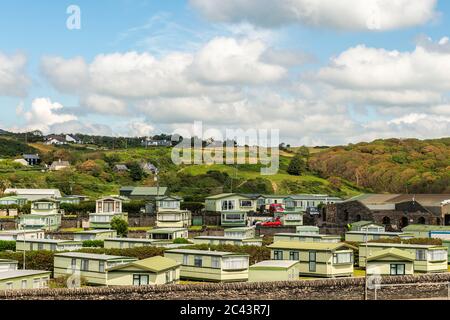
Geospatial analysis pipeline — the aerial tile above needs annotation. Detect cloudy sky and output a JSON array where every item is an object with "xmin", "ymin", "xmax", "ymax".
[{"xmin": 0, "ymin": 0, "xmax": 449, "ymax": 145}]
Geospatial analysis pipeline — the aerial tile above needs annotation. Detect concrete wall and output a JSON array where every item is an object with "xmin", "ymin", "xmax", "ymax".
[{"xmin": 1, "ymin": 273, "xmax": 450, "ymax": 300}]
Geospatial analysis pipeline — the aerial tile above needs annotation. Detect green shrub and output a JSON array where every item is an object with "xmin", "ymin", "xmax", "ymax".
[
  {"xmin": 111, "ymin": 216, "xmax": 129, "ymax": 237},
  {"xmin": 173, "ymin": 238, "xmax": 190, "ymax": 244},
  {"xmin": 0, "ymin": 240, "xmax": 16, "ymax": 251},
  {"xmin": 82, "ymin": 240, "xmax": 104, "ymax": 248},
  {"xmin": 0, "ymin": 251, "xmax": 54, "ymax": 272}
]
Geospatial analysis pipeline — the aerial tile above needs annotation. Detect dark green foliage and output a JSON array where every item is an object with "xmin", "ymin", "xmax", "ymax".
[
  {"xmin": 110, "ymin": 216, "xmax": 129, "ymax": 237},
  {"xmin": 0, "ymin": 251, "xmax": 54, "ymax": 271},
  {"xmin": 127, "ymin": 161, "xmax": 147, "ymax": 181},
  {"xmin": 0, "ymin": 137, "xmax": 38, "ymax": 158},
  {"xmin": 181, "ymin": 202, "xmax": 205, "ymax": 213},
  {"xmin": 60, "ymin": 201, "xmax": 96, "ymax": 216},
  {"xmin": 287, "ymin": 154, "xmax": 307, "ymax": 176},
  {"xmin": 0, "ymin": 241, "xmax": 16, "ymax": 251},
  {"xmin": 82, "ymin": 240, "xmax": 104, "ymax": 248},
  {"xmin": 78, "ymin": 246, "xmax": 165, "ymax": 260},
  {"xmin": 123, "ymin": 201, "xmax": 147, "ymax": 214},
  {"xmin": 173, "ymin": 238, "xmax": 190, "ymax": 244},
  {"xmin": 234, "ymin": 178, "xmax": 274, "ymax": 194}
]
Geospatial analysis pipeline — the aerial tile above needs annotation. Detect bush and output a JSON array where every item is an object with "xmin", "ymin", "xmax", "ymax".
[
  {"xmin": 78, "ymin": 246, "xmax": 165, "ymax": 260},
  {"xmin": 181, "ymin": 202, "xmax": 204, "ymax": 213},
  {"xmin": 111, "ymin": 216, "xmax": 129, "ymax": 237},
  {"xmin": 173, "ymin": 238, "xmax": 190, "ymax": 244},
  {"xmin": 0, "ymin": 240, "xmax": 16, "ymax": 251},
  {"xmin": 82, "ymin": 240, "xmax": 104, "ymax": 248},
  {"xmin": 0, "ymin": 251, "xmax": 54, "ymax": 272}
]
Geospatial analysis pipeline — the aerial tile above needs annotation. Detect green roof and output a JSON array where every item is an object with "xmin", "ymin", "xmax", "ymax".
[
  {"xmin": 0, "ymin": 196, "xmax": 27, "ymax": 201},
  {"xmin": 268, "ymin": 241, "xmax": 356, "ymax": 251},
  {"xmin": 275, "ymin": 233, "xmax": 340, "ymax": 239},
  {"xmin": 130, "ymin": 187, "xmax": 168, "ymax": 196},
  {"xmin": 351, "ymin": 221, "xmax": 382, "ymax": 228},
  {"xmin": 108, "ymin": 256, "xmax": 180, "ymax": 273},
  {"xmin": 402, "ymin": 224, "xmax": 450, "ymax": 232},
  {"xmin": 367, "ymin": 248, "xmax": 415, "ymax": 262}
]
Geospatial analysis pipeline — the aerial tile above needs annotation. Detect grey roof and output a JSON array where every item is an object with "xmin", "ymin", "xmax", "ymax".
[
  {"xmin": 75, "ymin": 230, "xmax": 116, "ymax": 234},
  {"xmin": 54, "ymin": 252, "xmax": 136, "ymax": 261},
  {"xmin": 0, "ymin": 270, "xmax": 50, "ymax": 281},
  {"xmin": 22, "ymin": 154, "xmax": 40, "ymax": 159},
  {"xmin": 164, "ymin": 249, "xmax": 249, "ymax": 257},
  {"xmin": 275, "ymin": 233, "xmax": 340, "ymax": 238},
  {"xmin": 148, "ymin": 228, "xmax": 187, "ymax": 234},
  {"xmin": 22, "ymin": 239, "xmax": 81, "ymax": 244}
]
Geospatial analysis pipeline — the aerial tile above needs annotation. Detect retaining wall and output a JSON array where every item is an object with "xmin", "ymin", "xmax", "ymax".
[{"xmin": 3, "ymin": 273, "xmax": 449, "ymax": 300}]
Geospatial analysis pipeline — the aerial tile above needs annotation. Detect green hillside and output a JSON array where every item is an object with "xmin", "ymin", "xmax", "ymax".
[{"xmin": 1, "ymin": 136, "xmax": 448, "ymax": 199}]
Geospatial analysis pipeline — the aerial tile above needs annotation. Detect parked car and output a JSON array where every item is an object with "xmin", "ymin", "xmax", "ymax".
[{"xmin": 259, "ymin": 217, "xmax": 282, "ymax": 227}]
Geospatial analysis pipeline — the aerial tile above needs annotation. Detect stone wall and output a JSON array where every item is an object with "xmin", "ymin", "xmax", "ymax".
[
  {"xmin": 61, "ymin": 217, "xmax": 81, "ymax": 229},
  {"xmin": 128, "ymin": 216, "xmax": 156, "ymax": 228},
  {"xmin": 1, "ymin": 273, "xmax": 450, "ymax": 300},
  {"xmin": 0, "ymin": 218, "xmax": 17, "ymax": 230}
]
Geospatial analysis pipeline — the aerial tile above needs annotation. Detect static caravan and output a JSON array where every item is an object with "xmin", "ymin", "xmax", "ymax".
[
  {"xmin": 89, "ymin": 197, "xmax": 128, "ymax": 229},
  {"xmin": 147, "ymin": 228, "xmax": 188, "ymax": 240},
  {"xmin": 268, "ymin": 242, "xmax": 356, "ymax": 278},
  {"xmin": 366, "ymin": 248, "xmax": 415, "ymax": 276},
  {"xmin": 0, "ymin": 259, "xmax": 18, "ymax": 273},
  {"xmin": 402, "ymin": 225, "xmax": 450, "ymax": 239},
  {"xmin": 0, "ymin": 196, "xmax": 27, "ymax": 207},
  {"xmin": 73, "ymin": 230, "xmax": 118, "ymax": 241},
  {"xmin": 16, "ymin": 239, "xmax": 83, "ymax": 252},
  {"xmin": 54, "ymin": 252, "xmax": 137, "ymax": 286},
  {"xmin": 296, "ymin": 226, "xmax": 320, "ymax": 235},
  {"xmin": 0, "ymin": 229, "xmax": 45, "ymax": 241},
  {"xmin": 0, "ymin": 270, "xmax": 51, "ymax": 290},
  {"xmin": 359, "ymin": 243, "xmax": 448, "ymax": 273},
  {"xmin": 248, "ymin": 260, "xmax": 300, "ymax": 282},
  {"xmin": 192, "ymin": 236, "xmax": 263, "ymax": 247},
  {"xmin": 18, "ymin": 212, "xmax": 62, "ymax": 232},
  {"xmin": 164, "ymin": 249, "xmax": 250, "ymax": 282},
  {"xmin": 344, "ymin": 231, "xmax": 413, "ymax": 243},
  {"xmin": 103, "ymin": 238, "xmax": 160, "ymax": 249},
  {"xmin": 350, "ymin": 221, "xmax": 385, "ymax": 233},
  {"xmin": 107, "ymin": 256, "xmax": 181, "ymax": 286},
  {"xmin": 224, "ymin": 227, "xmax": 256, "ymax": 239},
  {"xmin": 205, "ymin": 193, "xmax": 257, "ymax": 213},
  {"xmin": 156, "ymin": 210, "xmax": 192, "ymax": 229},
  {"xmin": 277, "ymin": 211, "xmax": 304, "ymax": 227},
  {"xmin": 273, "ymin": 233, "xmax": 341, "ymax": 243}
]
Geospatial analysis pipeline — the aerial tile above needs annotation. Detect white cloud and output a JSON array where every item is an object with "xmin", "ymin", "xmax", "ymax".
[
  {"xmin": 40, "ymin": 56, "xmax": 88, "ymax": 94},
  {"xmin": 190, "ymin": 0, "xmax": 438, "ymax": 31},
  {"xmin": 0, "ymin": 52, "xmax": 30, "ymax": 97},
  {"xmin": 20, "ymin": 98, "xmax": 77, "ymax": 133},
  {"xmin": 189, "ymin": 37, "xmax": 286, "ymax": 85},
  {"xmin": 314, "ymin": 39, "xmax": 450, "ymax": 108}
]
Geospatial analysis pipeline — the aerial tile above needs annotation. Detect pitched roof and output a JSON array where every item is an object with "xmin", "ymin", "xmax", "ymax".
[
  {"xmin": 275, "ymin": 233, "xmax": 341, "ymax": 239},
  {"xmin": 4, "ymin": 189, "xmax": 61, "ymax": 197},
  {"xmin": 351, "ymin": 221, "xmax": 382, "ymax": 228},
  {"xmin": 268, "ymin": 241, "xmax": 356, "ymax": 251},
  {"xmin": 148, "ymin": 228, "xmax": 187, "ymax": 234},
  {"xmin": 367, "ymin": 248, "xmax": 415, "ymax": 262},
  {"xmin": 107, "ymin": 256, "xmax": 180, "ymax": 273},
  {"xmin": 22, "ymin": 154, "xmax": 40, "ymax": 159},
  {"xmin": 130, "ymin": 187, "xmax": 168, "ymax": 196},
  {"xmin": 205, "ymin": 193, "xmax": 253, "ymax": 200}
]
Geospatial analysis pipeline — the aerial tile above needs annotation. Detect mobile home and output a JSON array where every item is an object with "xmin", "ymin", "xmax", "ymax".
[
  {"xmin": 107, "ymin": 256, "xmax": 181, "ymax": 286},
  {"xmin": 268, "ymin": 242, "xmax": 356, "ymax": 278},
  {"xmin": 366, "ymin": 248, "xmax": 415, "ymax": 276},
  {"xmin": 73, "ymin": 230, "xmax": 118, "ymax": 241},
  {"xmin": 359, "ymin": 243, "xmax": 448, "ymax": 273},
  {"xmin": 0, "ymin": 270, "xmax": 51, "ymax": 290},
  {"xmin": 273, "ymin": 233, "xmax": 341, "ymax": 243},
  {"xmin": 0, "ymin": 259, "xmax": 18, "ymax": 273},
  {"xmin": 350, "ymin": 221, "xmax": 385, "ymax": 233},
  {"xmin": 248, "ymin": 260, "xmax": 300, "ymax": 282},
  {"xmin": 54, "ymin": 252, "xmax": 137, "ymax": 285},
  {"xmin": 0, "ymin": 230, "xmax": 45, "ymax": 241},
  {"xmin": 89, "ymin": 197, "xmax": 128, "ymax": 229},
  {"xmin": 16, "ymin": 239, "xmax": 83, "ymax": 252},
  {"xmin": 164, "ymin": 249, "xmax": 250, "ymax": 282},
  {"xmin": 147, "ymin": 228, "xmax": 189, "ymax": 240},
  {"xmin": 402, "ymin": 225, "xmax": 450, "ymax": 240},
  {"xmin": 345, "ymin": 231, "xmax": 413, "ymax": 243}
]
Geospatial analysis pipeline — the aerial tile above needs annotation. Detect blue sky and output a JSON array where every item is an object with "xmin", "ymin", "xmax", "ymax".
[{"xmin": 0, "ymin": 0, "xmax": 449, "ymax": 145}]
